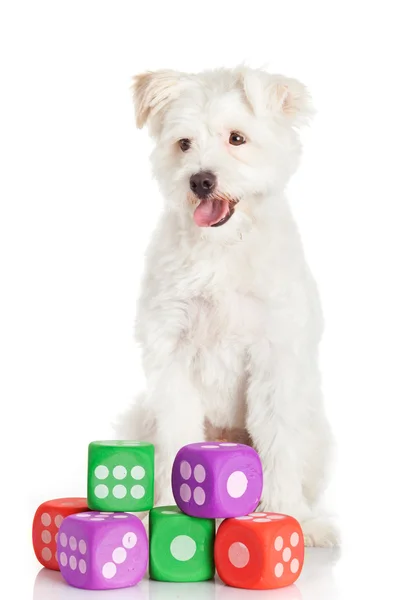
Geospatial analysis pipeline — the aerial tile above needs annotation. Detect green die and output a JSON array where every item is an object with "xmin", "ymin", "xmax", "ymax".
[
  {"xmin": 87, "ymin": 440, "xmax": 154, "ymax": 512},
  {"xmin": 150, "ymin": 505, "xmax": 215, "ymax": 582}
]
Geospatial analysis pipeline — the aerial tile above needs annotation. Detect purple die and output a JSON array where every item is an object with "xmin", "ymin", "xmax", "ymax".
[
  {"xmin": 172, "ymin": 442, "xmax": 263, "ymax": 518},
  {"xmin": 57, "ymin": 511, "xmax": 148, "ymax": 589}
]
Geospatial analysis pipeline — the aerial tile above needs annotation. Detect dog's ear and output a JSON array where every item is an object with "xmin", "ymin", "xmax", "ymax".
[
  {"xmin": 132, "ymin": 70, "xmax": 185, "ymax": 136},
  {"xmin": 241, "ymin": 69, "xmax": 314, "ymax": 127}
]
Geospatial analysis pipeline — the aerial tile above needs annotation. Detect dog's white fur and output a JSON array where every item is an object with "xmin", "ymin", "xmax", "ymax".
[{"xmin": 120, "ymin": 66, "xmax": 338, "ymax": 547}]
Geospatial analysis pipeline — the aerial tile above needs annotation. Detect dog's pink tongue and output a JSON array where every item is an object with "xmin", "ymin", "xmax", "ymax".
[{"xmin": 194, "ymin": 198, "xmax": 230, "ymax": 227}]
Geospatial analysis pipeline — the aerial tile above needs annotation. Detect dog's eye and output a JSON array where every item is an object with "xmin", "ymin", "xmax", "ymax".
[
  {"xmin": 178, "ymin": 138, "xmax": 191, "ymax": 152},
  {"xmin": 229, "ymin": 132, "xmax": 246, "ymax": 146}
]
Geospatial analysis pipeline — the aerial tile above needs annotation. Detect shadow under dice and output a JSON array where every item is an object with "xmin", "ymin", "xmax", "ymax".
[
  {"xmin": 32, "ymin": 497, "xmax": 89, "ymax": 570},
  {"xmin": 87, "ymin": 440, "xmax": 154, "ymax": 511},
  {"xmin": 172, "ymin": 442, "xmax": 263, "ymax": 518},
  {"xmin": 57, "ymin": 511, "xmax": 148, "ymax": 589},
  {"xmin": 150, "ymin": 506, "xmax": 215, "ymax": 582},
  {"xmin": 215, "ymin": 513, "xmax": 304, "ymax": 590}
]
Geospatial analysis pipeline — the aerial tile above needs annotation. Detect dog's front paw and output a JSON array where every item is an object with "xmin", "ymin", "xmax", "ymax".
[
  {"xmin": 301, "ymin": 516, "xmax": 341, "ymax": 548},
  {"xmin": 138, "ymin": 512, "xmax": 149, "ymax": 535},
  {"xmin": 154, "ymin": 489, "xmax": 176, "ymax": 509}
]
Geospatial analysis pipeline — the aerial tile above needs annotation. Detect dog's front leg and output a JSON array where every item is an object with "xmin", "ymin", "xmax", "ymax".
[
  {"xmin": 246, "ymin": 341, "xmax": 311, "ymax": 522},
  {"xmin": 145, "ymin": 354, "xmax": 205, "ymax": 507}
]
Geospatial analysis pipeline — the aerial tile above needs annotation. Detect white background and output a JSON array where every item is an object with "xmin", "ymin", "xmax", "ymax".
[{"xmin": 1, "ymin": 1, "xmax": 399, "ymax": 598}]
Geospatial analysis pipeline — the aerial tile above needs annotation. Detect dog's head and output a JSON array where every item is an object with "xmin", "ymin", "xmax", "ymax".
[{"xmin": 132, "ymin": 67, "xmax": 313, "ymax": 236}]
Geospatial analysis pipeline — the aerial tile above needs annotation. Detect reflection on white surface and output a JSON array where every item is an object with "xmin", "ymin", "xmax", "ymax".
[
  {"xmin": 297, "ymin": 548, "xmax": 340, "ymax": 599},
  {"xmin": 33, "ymin": 570, "xmax": 150, "ymax": 600},
  {"xmin": 33, "ymin": 548, "xmax": 340, "ymax": 600},
  {"xmin": 215, "ymin": 582, "xmax": 301, "ymax": 600},
  {"xmin": 149, "ymin": 580, "xmax": 216, "ymax": 599}
]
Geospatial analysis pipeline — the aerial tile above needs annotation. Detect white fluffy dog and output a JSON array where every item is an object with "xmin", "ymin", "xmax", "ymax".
[{"xmin": 120, "ymin": 66, "xmax": 338, "ymax": 547}]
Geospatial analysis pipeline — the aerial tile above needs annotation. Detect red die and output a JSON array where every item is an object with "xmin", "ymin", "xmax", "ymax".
[
  {"xmin": 215, "ymin": 512, "xmax": 304, "ymax": 590},
  {"xmin": 32, "ymin": 497, "xmax": 88, "ymax": 570}
]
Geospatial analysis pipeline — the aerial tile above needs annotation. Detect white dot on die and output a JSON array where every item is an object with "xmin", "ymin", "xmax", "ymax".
[
  {"xmin": 76, "ymin": 513, "xmax": 91, "ymax": 518},
  {"xmin": 90, "ymin": 518, "xmax": 105, "ymax": 521},
  {"xmin": 162, "ymin": 510, "xmax": 178, "ymax": 514},
  {"xmin": 100, "ymin": 512, "xmax": 113, "ymax": 514},
  {"xmin": 249, "ymin": 512, "xmax": 266, "ymax": 517},
  {"xmin": 227, "ymin": 471, "xmax": 248, "ymax": 498},
  {"xmin": 291, "ymin": 559, "xmax": 300, "ymax": 573},
  {"xmin": 112, "ymin": 547, "xmax": 127, "ymax": 564},
  {"xmin": 102, "ymin": 562, "xmax": 117, "ymax": 579},
  {"xmin": 69, "ymin": 556, "xmax": 77, "ymax": 570},
  {"xmin": 41, "ymin": 530, "xmax": 51, "ymax": 544},
  {"xmin": 290, "ymin": 532, "xmax": 300, "ymax": 547},
  {"xmin": 194, "ymin": 464, "xmax": 206, "ymax": 483},
  {"xmin": 55, "ymin": 533, "xmax": 58, "ymax": 543},
  {"xmin": 228, "ymin": 542, "xmax": 250, "ymax": 568},
  {"xmin": 41, "ymin": 513, "xmax": 51, "ymax": 527},
  {"xmin": 131, "ymin": 466, "xmax": 145, "ymax": 480},
  {"xmin": 113, "ymin": 484, "xmax": 127, "ymax": 499},
  {"xmin": 94, "ymin": 465, "xmax": 109, "ymax": 480},
  {"xmin": 122, "ymin": 532, "xmax": 137, "ymax": 549},
  {"xmin": 60, "ymin": 533, "xmax": 68, "ymax": 547},
  {"xmin": 274, "ymin": 536, "xmax": 284, "ymax": 551},
  {"xmin": 79, "ymin": 540, "xmax": 87, "ymax": 555},
  {"xmin": 55, "ymin": 515, "xmax": 63, "ymax": 528},
  {"xmin": 180, "ymin": 461, "xmax": 192, "ymax": 480},
  {"xmin": 131, "ymin": 485, "xmax": 145, "ymax": 499},
  {"xmin": 220, "ymin": 443, "xmax": 238, "ymax": 447},
  {"xmin": 113, "ymin": 466, "xmax": 127, "ymax": 480},
  {"xmin": 94, "ymin": 484, "xmax": 109, "ymax": 499},
  {"xmin": 41, "ymin": 548, "xmax": 52, "ymax": 561},
  {"xmin": 275, "ymin": 563, "xmax": 284, "ymax": 578},
  {"xmin": 283, "ymin": 547, "xmax": 292, "ymax": 562},
  {"xmin": 201, "ymin": 445, "xmax": 219, "ymax": 449},
  {"xmin": 253, "ymin": 518, "xmax": 272, "ymax": 523},
  {"xmin": 69, "ymin": 536, "xmax": 77, "ymax": 551},
  {"xmin": 180, "ymin": 483, "xmax": 191, "ymax": 502},
  {"xmin": 170, "ymin": 535, "xmax": 197, "ymax": 561},
  {"xmin": 60, "ymin": 552, "xmax": 68, "ymax": 567},
  {"xmin": 79, "ymin": 559, "xmax": 87, "ymax": 574},
  {"xmin": 113, "ymin": 515, "xmax": 128, "ymax": 519},
  {"xmin": 235, "ymin": 516, "xmax": 253, "ymax": 520},
  {"xmin": 194, "ymin": 487, "xmax": 206, "ymax": 505}
]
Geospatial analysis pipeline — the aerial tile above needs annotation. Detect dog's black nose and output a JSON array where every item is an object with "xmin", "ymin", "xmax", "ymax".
[{"xmin": 190, "ymin": 171, "xmax": 216, "ymax": 198}]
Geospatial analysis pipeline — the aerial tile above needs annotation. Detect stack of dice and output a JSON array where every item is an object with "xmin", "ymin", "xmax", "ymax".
[
  {"xmin": 32, "ymin": 440, "xmax": 153, "ymax": 590},
  {"xmin": 32, "ymin": 440, "xmax": 304, "ymax": 590}
]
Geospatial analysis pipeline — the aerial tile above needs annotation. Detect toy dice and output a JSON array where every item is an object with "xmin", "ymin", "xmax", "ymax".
[
  {"xmin": 150, "ymin": 505, "xmax": 215, "ymax": 582},
  {"xmin": 32, "ymin": 497, "xmax": 89, "ymax": 570},
  {"xmin": 88, "ymin": 440, "xmax": 154, "ymax": 512},
  {"xmin": 57, "ymin": 511, "xmax": 148, "ymax": 589},
  {"xmin": 215, "ymin": 512, "xmax": 304, "ymax": 590},
  {"xmin": 172, "ymin": 442, "xmax": 263, "ymax": 518}
]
